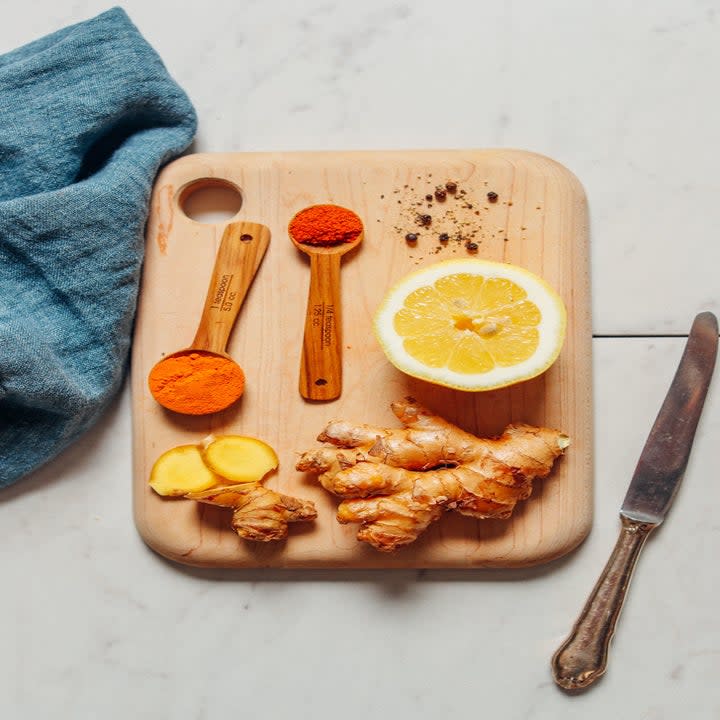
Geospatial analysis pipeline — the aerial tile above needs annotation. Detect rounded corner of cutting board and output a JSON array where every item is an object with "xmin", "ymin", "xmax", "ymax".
[
  {"xmin": 507, "ymin": 501, "xmax": 593, "ymax": 569},
  {"xmin": 154, "ymin": 152, "xmax": 229, "ymax": 190},
  {"xmin": 490, "ymin": 148, "xmax": 589, "ymax": 200},
  {"xmin": 156, "ymin": 153, "xmax": 196, "ymax": 182},
  {"xmin": 133, "ymin": 506, "xmax": 211, "ymax": 569}
]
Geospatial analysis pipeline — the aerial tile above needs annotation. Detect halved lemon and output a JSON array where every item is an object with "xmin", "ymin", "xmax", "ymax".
[{"xmin": 373, "ymin": 259, "xmax": 567, "ymax": 391}]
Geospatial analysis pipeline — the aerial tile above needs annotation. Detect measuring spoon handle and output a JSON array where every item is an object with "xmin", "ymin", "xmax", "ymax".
[
  {"xmin": 299, "ymin": 252, "xmax": 342, "ymax": 400},
  {"xmin": 191, "ymin": 221, "xmax": 271, "ymax": 354}
]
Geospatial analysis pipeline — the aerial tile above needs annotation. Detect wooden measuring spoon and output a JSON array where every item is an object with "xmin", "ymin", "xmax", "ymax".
[
  {"xmin": 148, "ymin": 221, "xmax": 270, "ymax": 414},
  {"xmin": 288, "ymin": 205, "xmax": 363, "ymax": 401}
]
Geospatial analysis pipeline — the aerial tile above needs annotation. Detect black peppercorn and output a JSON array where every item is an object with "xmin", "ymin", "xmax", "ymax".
[
  {"xmin": 418, "ymin": 214, "xmax": 432, "ymax": 226},
  {"xmin": 487, "ymin": 191, "xmax": 498, "ymax": 203},
  {"xmin": 445, "ymin": 181, "xmax": 457, "ymax": 193},
  {"xmin": 434, "ymin": 188, "xmax": 447, "ymax": 201},
  {"xmin": 405, "ymin": 233, "xmax": 418, "ymax": 243},
  {"xmin": 466, "ymin": 242, "xmax": 479, "ymax": 252},
  {"xmin": 425, "ymin": 194, "xmax": 433, "ymax": 201},
  {"xmin": 439, "ymin": 233, "xmax": 449, "ymax": 242}
]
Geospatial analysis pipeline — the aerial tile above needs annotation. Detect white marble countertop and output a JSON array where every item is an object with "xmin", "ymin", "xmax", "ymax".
[{"xmin": 1, "ymin": 2, "xmax": 719, "ymax": 718}]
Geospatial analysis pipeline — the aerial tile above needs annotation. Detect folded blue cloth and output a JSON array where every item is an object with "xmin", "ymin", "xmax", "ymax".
[{"xmin": 0, "ymin": 8, "xmax": 197, "ymax": 487}]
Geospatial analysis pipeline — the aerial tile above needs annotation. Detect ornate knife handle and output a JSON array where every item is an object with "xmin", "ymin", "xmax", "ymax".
[{"xmin": 551, "ymin": 516, "xmax": 655, "ymax": 690}]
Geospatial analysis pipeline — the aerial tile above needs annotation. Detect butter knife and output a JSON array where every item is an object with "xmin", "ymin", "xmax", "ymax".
[{"xmin": 551, "ymin": 311, "xmax": 718, "ymax": 691}]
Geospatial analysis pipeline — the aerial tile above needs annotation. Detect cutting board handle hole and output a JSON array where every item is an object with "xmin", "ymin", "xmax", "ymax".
[{"xmin": 178, "ymin": 178, "xmax": 243, "ymax": 224}]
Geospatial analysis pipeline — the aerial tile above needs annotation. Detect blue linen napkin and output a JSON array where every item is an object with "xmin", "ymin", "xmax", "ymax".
[{"xmin": 0, "ymin": 8, "xmax": 197, "ymax": 487}]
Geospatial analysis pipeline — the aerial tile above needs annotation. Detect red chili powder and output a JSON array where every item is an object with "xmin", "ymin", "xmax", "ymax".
[{"xmin": 289, "ymin": 204, "xmax": 363, "ymax": 246}]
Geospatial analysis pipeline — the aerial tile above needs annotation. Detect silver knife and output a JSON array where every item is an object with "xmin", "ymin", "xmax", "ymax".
[{"xmin": 551, "ymin": 311, "xmax": 718, "ymax": 691}]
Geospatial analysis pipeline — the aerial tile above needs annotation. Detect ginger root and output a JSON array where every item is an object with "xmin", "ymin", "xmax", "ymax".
[
  {"xmin": 149, "ymin": 435, "xmax": 316, "ymax": 542},
  {"xmin": 187, "ymin": 484, "xmax": 317, "ymax": 542},
  {"xmin": 296, "ymin": 397, "xmax": 569, "ymax": 552}
]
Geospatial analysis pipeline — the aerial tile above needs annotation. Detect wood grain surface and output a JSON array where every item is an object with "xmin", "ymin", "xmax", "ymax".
[
  {"xmin": 187, "ymin": 220, "xmax": 271, "ymax": 356},
  {"xmin": 131, "ymin": 149, "xmax": 593, "ymax": 568}
]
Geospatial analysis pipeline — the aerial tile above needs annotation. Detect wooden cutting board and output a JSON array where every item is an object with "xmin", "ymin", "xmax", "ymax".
[{"xmin": 131, "ymin": 149, "xmax": 592, "ymax": 568}]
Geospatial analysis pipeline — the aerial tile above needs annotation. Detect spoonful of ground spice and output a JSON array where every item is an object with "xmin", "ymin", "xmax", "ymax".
[
  {"xmin": 148, "ymin": 221, "xmax": 270, "ymax": 415},
  {"xmin": 288, "ymin": 204, "xmax": 363, "ymax": 401}
]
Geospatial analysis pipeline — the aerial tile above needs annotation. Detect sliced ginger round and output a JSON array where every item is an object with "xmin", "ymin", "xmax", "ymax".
[
  {"xmin": 201, "ymin": 435, "xmax": 278, "ymax": 484},
  {"xmin": 373, "ymin": 258, "xmax": 567, "ymax": 391},
  {"xmin": 148, "ymin": 436, "xmax": 316, "ymax": 541},
  {"xmin": 149, "ymin": 444, "xmax": 220, "ymax": 497}
]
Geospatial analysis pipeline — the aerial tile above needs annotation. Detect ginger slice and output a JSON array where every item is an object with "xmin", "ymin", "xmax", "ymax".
[
  {"xmin": 149, "ymin": 445, "xmax": 221, "ymax": 497},
  {"xmin": 201, "ymin": 435, "xmax": 278, "ymax": 484},
  {"xmin": 149, "ymin": 435, "xmax": 316, "ymax": 542},
  {"xmin": 297, "ymin": 397, "xmax": 569, "ymax": 552}
]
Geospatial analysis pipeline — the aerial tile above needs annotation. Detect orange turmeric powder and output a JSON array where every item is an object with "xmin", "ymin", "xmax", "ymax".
[{"xmin": 148, "ymin": 351, "xmax": 245, "ymax": 415}]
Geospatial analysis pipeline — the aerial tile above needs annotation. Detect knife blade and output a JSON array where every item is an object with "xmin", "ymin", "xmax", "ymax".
[
  {"xmin": 622, "ymin": 312, "xmax": 718, "ymax": 524},
  {"xmin": 551, "ymin": 311, "xmax": 718, "ymax": 691}
]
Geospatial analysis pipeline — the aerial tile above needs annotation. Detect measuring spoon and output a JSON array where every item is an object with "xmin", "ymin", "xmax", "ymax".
[
  {"xmin": 148, "ymin": 221, "xmax": 270, "ymax": 414},
  {"xmin": 288, "ymin": 206, "xmax": 363, "ymax": 401}
]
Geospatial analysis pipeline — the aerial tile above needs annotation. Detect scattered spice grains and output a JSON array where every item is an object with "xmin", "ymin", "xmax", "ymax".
[{"xmin": 386, "ymin": 175, "xmax": 515, "ymax": 259}]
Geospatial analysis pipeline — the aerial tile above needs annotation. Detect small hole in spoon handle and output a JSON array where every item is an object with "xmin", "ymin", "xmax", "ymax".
[
  {"xmin": 299, "ymin": 253, "xmax": 342, "ymax": 400},
  {"xmin": 191, "ymin": 222, "xmax": 271, "ymax": 355}
]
